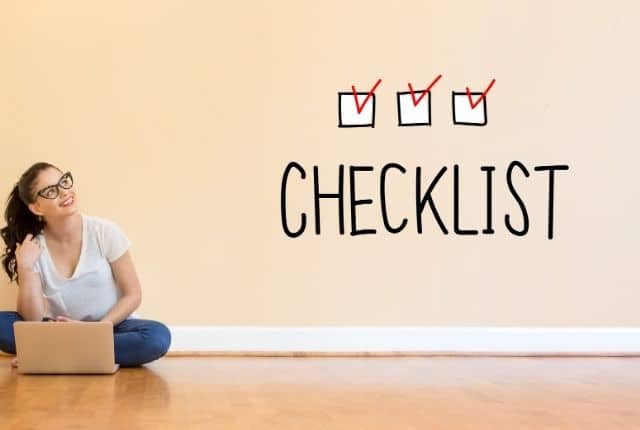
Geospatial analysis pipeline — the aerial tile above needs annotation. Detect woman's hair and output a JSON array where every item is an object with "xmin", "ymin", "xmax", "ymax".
[{"xmin": 1, "ymin": 161, "xmax": 60, "ymax": 283}]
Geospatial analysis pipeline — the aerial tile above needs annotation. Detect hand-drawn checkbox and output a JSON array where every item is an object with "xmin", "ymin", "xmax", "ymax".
[
  {"xmin": 397, "ymin": 90, "xmax": 431, "ymax": 126},
  {"xmin": 452, "ymin": 91, "xmax": 488, "ymax": 126},
  {"xmin": 338, "ymin": 92, "xmax": 375, "ymax": 128}
]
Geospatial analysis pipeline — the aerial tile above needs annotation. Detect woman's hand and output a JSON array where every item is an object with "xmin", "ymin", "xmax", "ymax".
[
  {"xmin": 15, "ymin": 233, "xmax": 42, "ymax": 271},
  {"xmin": 55, "ymin": 315, "xmax": 82, "ymax": 323}
]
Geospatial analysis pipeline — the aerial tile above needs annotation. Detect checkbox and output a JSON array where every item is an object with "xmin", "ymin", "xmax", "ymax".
[
  {"xmin": 397, "ymin": 90, "xmax": 431, "ymax": 126},
  {"xmin": 338, "ymin": 92, "xmax": 376, "ymax": 128},
  {"xmin": 452, "ymin": 91, "xmax": 488, "ymax": 126}
]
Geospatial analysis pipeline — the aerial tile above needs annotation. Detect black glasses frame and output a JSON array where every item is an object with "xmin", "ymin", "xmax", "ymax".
[{"xmin": 36, "ymin": 171, "xmax": 74, "ymax": 200}]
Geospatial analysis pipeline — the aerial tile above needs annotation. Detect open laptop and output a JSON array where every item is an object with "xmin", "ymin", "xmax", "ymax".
[{"xmin": 13, "ymin": 321, "xmax": 119, "ymax": 374}]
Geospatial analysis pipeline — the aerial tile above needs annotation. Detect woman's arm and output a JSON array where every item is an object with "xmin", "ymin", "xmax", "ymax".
[
  {"xmin": 100, "ymin": 250, "xmax": 142, "ymax": 325},
  {"xmin": 16, "ymin": 264, "xmax": 45, "ymax": 321},
  {"xmin": 15, "ymin": 234, "xmax": 45, "ymax": 321}
]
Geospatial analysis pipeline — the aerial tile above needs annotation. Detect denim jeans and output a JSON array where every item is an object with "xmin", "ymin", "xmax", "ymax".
[{"xmin": 0, "ymin": 311, "xmax": 172, "ymax": 367}]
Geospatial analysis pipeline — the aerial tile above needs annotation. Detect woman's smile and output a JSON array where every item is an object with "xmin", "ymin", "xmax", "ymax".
[{"xmin": 60, "ymin": 195, "xmax": 75, "ymax": 208}]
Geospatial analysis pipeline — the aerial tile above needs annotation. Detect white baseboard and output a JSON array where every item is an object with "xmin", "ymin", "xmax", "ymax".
[{"xmin": 166, "ymin": 326, "xmax": 640, "ymax": 354}]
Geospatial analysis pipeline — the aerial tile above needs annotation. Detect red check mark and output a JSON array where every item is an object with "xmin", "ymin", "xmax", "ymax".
[
  {"xmin": 408, "ymin": 74, "xmax": 443, "ymax": 106},
  {"xmin": 351, "ymin": 78, "xmax": 382, "ymax": 114},
  {"xmin": 466, "ymin": 78, "xmax": 496, "ymax": 109}
]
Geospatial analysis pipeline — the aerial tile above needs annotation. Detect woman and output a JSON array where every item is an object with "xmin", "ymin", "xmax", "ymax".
[{"xmin": 0, "ymin": 161, "xmax": 171, "ymax": 367}]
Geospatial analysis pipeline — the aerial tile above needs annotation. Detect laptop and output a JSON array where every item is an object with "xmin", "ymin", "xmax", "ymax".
[{"xmin": 13, "ymin": 321, "xmax": 119, "ymax": 374}]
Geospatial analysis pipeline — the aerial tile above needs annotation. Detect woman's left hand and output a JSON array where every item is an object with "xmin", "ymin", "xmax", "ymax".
[{"xmin": 55, "ymin": 315, "xmax": 81, "ymax": 322}]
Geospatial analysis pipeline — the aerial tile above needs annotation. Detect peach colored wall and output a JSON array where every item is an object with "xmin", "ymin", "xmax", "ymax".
[{"xmin": 1, "ymin": 1, "xmax": 637, "ymax": 325}]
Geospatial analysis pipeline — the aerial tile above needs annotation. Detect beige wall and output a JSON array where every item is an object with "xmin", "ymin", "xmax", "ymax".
[{"xmin": 0, "ymin": 1, "xmax": 638, "ymax": 326}]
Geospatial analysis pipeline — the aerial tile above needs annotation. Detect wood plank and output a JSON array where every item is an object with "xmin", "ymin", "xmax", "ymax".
[{"xmin": 1, "ymin": 356, "xmax": 639, "ymax": 429}]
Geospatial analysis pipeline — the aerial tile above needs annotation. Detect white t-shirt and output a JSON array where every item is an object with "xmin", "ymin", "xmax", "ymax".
[{"xmin": 33, "ymin": 213, "xmax": 140, "ymax": 322}]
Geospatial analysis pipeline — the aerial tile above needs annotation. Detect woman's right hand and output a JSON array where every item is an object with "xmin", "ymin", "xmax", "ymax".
[{"xmin": 15, "ymin": 233, "xmax": 42, "ymax": 271}]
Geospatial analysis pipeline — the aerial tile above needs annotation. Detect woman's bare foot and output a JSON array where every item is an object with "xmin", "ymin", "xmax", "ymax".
[{"xmin": 10, "ymin": 357, "xmax": 18, "ymax": 368}]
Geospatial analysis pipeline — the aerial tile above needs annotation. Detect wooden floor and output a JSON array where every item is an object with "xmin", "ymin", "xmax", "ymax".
[{"xmin": 1, "ymin": 356, "xmax": 639, "ymax": 429}]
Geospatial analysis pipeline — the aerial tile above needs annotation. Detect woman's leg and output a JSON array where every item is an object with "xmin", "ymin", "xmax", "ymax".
[
  {"xmin": 0, "ymin": 310, "xmax": 23, "ymax": 354},
  {"xmin": 113, "ymin": 318, "xmax": 172, "ymax": 367}
]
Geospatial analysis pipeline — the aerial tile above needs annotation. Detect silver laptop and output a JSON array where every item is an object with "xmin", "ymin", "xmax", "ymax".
[{"xmin": 13, "ymin": 321, "xmax": 119, "ymax": 374}]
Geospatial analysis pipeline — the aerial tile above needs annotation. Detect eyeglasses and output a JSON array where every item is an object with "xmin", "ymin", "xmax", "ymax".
[{"xmin": 36, "ymin": 172, "xmax": 74, "ymax": 200}]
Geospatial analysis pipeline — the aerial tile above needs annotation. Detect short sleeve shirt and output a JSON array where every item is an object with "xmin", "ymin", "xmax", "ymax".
[{"xmin": 33, "ymin": 213, "xmax": 140, "ymax": 321}]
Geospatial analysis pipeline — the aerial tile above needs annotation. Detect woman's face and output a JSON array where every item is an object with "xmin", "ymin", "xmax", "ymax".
[{"xmin": 28, "ymin": 167, "xmax": 78, "ymax": 218}]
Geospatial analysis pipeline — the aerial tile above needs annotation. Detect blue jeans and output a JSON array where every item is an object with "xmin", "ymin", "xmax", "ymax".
[{"xmin": 0, "ymin": 311, "xmax": 172, "ymax": 367}]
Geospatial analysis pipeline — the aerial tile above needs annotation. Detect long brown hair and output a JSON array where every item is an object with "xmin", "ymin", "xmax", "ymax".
[{"xmin": 1, "ymin": 162, "xmax": 59, "ymax": 283}]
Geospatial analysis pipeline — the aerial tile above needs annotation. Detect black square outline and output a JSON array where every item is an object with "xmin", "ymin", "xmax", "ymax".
[
  {"xmin": 452, "ymin": 91, "xmax": 488, "ymax": 126},
  {"xmin": 396, "ymin": 90, "xmax": 432, "ymax": 127},
  {"xmin": 338, "ymin": 92, "xmax": 375, "ymax": 128}
]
